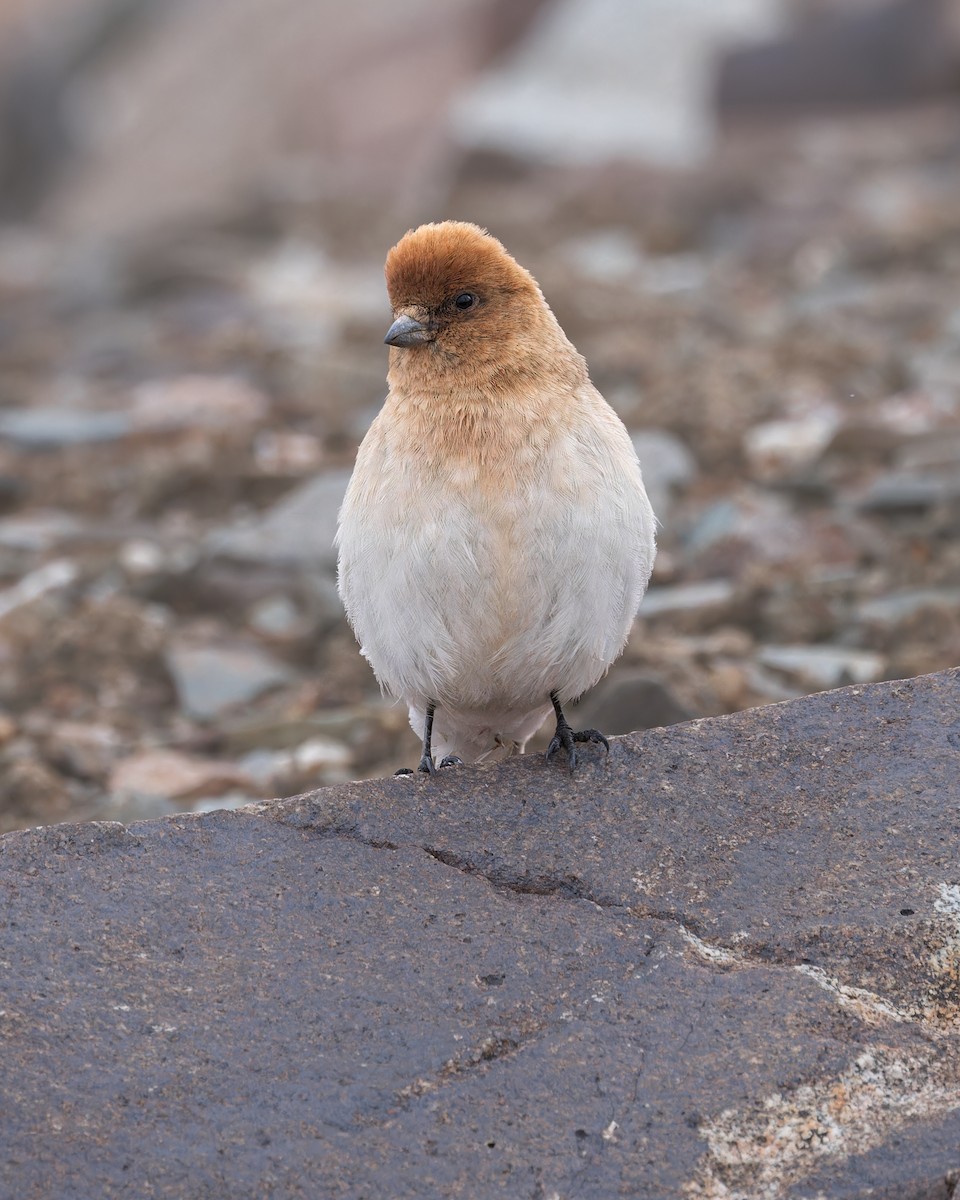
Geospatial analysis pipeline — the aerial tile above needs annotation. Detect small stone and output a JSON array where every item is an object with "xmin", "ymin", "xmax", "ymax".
[
  {"xmin": 1, "ymin": 756, "xmax": 70, "ymax": 822},
  {"xmin": 205, "ymin": 470, "xmax": 351, "ymax": 572},
  {"xmin": 293, "ymin": 737, "xmax": 352, "ymax": 774},
  {"xmin": 858, "ymin": 588, "xmax": 960, "ymax": 627},
  {"xmin": 682, "ymin": 500, "xmax": 740, "ymax": 553},
  {"xmin": 741, "ymin": 660, "xmax": 804, "ymax": 703},
  {"xmin": 897, "ymin": 431, "xmax": 960, "ymax": 473},
  {"xmin": 757, "ymin": 645, "xmax": 885, "ymax": 690},
  {"xmin": 109, "ymin": 750, "xmax": 254, "ymax": 804},
  {"xmin": 0, "ymin": 408, "xmax": 131, "ymax": 449},
  {"xmin": 0, "ymin": 559, "xmax": 79, "ymax": 623},
  {"xmin": 253, "ymin": 431, "xmax": 324, "ymax": 475},
  {"xmin": 237, "ymin": 748, "xmax": 289, "ymax": 788},
  {"xmin": 0, "ymin": 511, "xmax": 85, "ymax": 552},
  {"xmin": 825, "ymin": 394, "xmax": 956, "ymax": 462},
  {"xmin": 631, "ymin": 429, "xmax": 698, "ymax": 520},
  {"xmin": 130, "ymin": 375, "xmax": 270, "ymax": 432},
  {"xmin": 872, "ymin": 391, "xmax": 956, "ymax": 439},
  {"xmin": 247, "ymin": 595, "xmax": 308, "ymax": 641},
  {"xmin": 119, "ymin": 540, "xmax": 166, "ymax": 577},
  {"xmin": 705, "ymin": 661, "xmax": 754, "ymax": 711},
  {"xmin": 564, "ymin": 230, "xmax": 644, "ymax": 283},
  {"xmin": 239, "ymin": 736, "xmax": 353, "ymax": 791},
  {"xmin": 639, "ymin": 580, "xmax": 735, "ymax": 619},
  {"xmin": 222, "ymin": 703, "xmax": 404, "ymax": 759},
  {"xmin": 640, "ymin": 253, "xmax": 707, "ymax": 296},
  {"xmin": 43, "ymin": 722, "xmax": 122, "ymax": 783},
  {"xmin": 246, "ymin": 240, "xmax": 384, "ymax": 334},
  {"xmin": 743, "ymin": 411, "xmax": 840, "ymax": 481},
  {"xmin": 682, "ymin": 493, "xmax": 852, "ymax": 571},
  {"xmin": 857, "ymin": 472, "xmax": 960, "ymax": 515},
  {"xmin": 191, "ymin": 791, "xmax": 256, "ymax": 815},
  {"xmin": 165, "ymin": 640, "xmax": 297, "ymax": 721}
]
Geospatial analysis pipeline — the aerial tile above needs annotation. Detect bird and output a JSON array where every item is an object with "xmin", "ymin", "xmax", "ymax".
[{"xmin": 336, "ymin": 221, "xmax": 656, "ymax": 773}]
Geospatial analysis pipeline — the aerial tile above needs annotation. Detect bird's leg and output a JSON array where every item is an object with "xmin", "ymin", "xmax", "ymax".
[
  {"xmin": 417, "ymin": 702, "xmax": 437, "ymax": 774},
  {"xmin": 393, "ymin": 704, "xmax": 461, "ymax": 775},
  {"xmin": 545, "ymin": 692, "xmax": 610, "ymax": 772}
]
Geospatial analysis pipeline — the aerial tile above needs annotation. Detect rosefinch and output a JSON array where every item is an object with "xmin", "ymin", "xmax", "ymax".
[{"xmin": 337, "ymin": 222, "xmax": 656, "ymax": 772}]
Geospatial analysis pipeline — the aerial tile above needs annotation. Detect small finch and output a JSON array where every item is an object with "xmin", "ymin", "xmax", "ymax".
[{"xmin": 336, "ymin": 221, "xmax": 656, "ymax": 773}]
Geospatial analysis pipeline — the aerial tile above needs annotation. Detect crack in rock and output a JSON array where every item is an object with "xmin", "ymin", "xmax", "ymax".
[
  {"xmin": 394, "ymin": 1025, "xmax": 545, "ymax": 1110},
  {"xmin": 421, "ymin": 845, "xmax": 623, "ymax": 910},
  {"xmin": 333, "ymin": 829, "xmax": 400, "ymax": 852},
  {"xmin": 680, "ymin": 884, "xmax": 960, "ymax": 1036},
  {"xmin": 291, "ymin": 821, "xmax": 400, "ymax": 852},
  {"xmin": 635, "ymin": 907, "xmax": 707, "ymax": 938}
]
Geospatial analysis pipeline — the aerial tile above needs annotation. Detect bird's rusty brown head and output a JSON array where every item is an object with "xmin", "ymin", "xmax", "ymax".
[{"xmin": 383, "ymin": 221, "xmax": 542, "ymax": 354}]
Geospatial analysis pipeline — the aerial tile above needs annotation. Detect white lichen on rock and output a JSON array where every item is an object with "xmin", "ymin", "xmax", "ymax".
[{"xmin": 685, "ymin": 1047, "xmax": 960, "ymax": 1199}]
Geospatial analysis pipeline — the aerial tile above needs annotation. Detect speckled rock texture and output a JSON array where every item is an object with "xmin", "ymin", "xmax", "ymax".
[{"xmin": 2, "ymin": 669, "xmax": 960, "ymax": 1199}]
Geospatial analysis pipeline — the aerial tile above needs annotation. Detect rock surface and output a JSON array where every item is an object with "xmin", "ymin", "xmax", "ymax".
[{"xmin": 3, "ymin": 668, "xmax": 960, "ymax": 1199}]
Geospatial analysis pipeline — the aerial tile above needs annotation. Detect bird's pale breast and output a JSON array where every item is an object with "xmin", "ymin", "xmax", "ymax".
[{"xmin": 337, "ymin": 384, "xmax": 656, "ymax": 730}]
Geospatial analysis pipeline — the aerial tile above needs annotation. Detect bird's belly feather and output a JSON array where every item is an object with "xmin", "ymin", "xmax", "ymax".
[{"xmin": 339, "ymin": 454, "xmax": 654, "ymax": 717}]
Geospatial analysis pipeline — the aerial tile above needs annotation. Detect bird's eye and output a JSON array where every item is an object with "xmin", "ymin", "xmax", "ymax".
[{"xmin": 454, "ymin": 292, "xmax": 478, "ymax": 311}]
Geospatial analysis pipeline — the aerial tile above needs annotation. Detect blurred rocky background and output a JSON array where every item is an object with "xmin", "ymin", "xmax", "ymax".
[{"xmin": 2, "ymin": 0, "xmax": 960, "ymax": 830}]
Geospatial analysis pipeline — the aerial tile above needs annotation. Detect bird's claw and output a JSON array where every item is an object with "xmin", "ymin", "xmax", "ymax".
[
  {"xmin": 545, "ymin": 729, "xmax": 576, "ymax": 771},
  {"xmin": 397, "ymin": 753, "xmax": 461, "ymax": 776},
  {"xmin": 545, "ymin": 726, "xmax": 610, "ymax": 772},
  {"xmin": 574, "ymin": 728, "xmax": 610, "ymax": 752}
]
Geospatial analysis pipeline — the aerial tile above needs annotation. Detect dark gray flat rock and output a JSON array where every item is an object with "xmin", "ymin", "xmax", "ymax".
[{"xmin": 3, "ymin": 669, "xmax": 960, "ymax": 1199}]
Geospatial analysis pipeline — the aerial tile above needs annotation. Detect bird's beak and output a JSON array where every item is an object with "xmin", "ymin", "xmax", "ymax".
[{"xmin": 384, "ymin": 313, "xmax": 433, "ymax": 347}]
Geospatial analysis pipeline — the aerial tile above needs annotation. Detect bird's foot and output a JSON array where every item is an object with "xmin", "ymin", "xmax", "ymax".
[
  {"xmin": 395, "ymin": 753, "xmax": 461, "ymax": 776},
  {"xmin": 546, "ymin": 694, "xmax": 610, "ymax": 772},
  {"xmin": 420, "ymin": 753, "xmax": 463, "ymax": 773},
  {"xmin": 545, "ymin": 726, "xmax": 610, "ymax": 772},
  {"xmin": 396, "ymin": 706, "xmax": 466, "ymax": 776}
]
